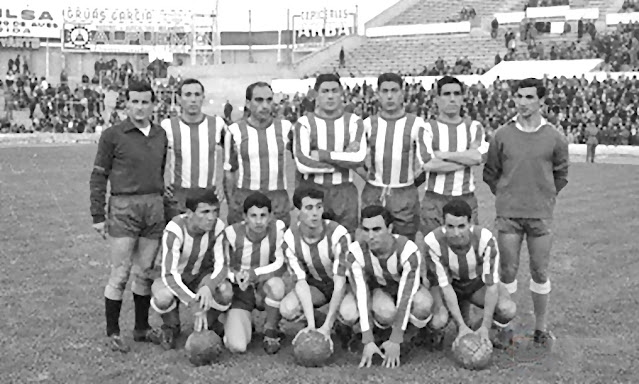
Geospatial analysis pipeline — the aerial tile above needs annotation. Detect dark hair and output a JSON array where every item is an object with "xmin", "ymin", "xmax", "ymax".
[
  {"xmin": 515, "ymin": 78, "xmax": 546, "ymax": 98},
  {"xmin": 292, "ymin": 186, "xmax": 324, "ymax": 210},
  {"xmin": 377, "ymin": 73, "xmax": 403, "ymax": 88},
  {"xmin": 246, "ymin": 81, "xmax": 273, "ymax": 101},
  {"xmin": 442, "ymin": 199, "xmax": 472, "ymax": 221},
  {"xmin": 243, "ymin": 192, "xmax": 272, "ymax": 213},
  {"xmin": 177, "ymin": 78, "xmax": 204, "ymax": 95},
  {"xmin": 314, "ymin": 73, "xmax": 342, "ymax": 91},
  {"xmin": 436, "ymin": 76, "xmax": 464, "ymax": 95},
  {"xmin": 126, "ymin": 81, "xmax": 156, "ymax": 102},
  {"xmin": 361, "ymin": 205, "xmax": 394, "ymax": 227},
  {"xmin": 185, "ymin": 188, "xmax": 220, "ymax": 212}
]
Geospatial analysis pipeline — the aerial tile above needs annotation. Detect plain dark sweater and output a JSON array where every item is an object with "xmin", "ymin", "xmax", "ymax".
[{"xmin": 483, "ymin": 121, "xmax": 569, "ymax": 219}]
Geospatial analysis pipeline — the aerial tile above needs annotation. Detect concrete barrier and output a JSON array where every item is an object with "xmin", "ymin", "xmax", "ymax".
[{"xmin": 0, "ymin": 133, "xmax": 101, "ymax": 145}]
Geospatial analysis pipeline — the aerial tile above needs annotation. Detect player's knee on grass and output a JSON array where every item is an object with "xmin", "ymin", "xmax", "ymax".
[
  {"xmin": 371, "ymin": 289, "xmax": 397, "ymax": 327},
  {"xmin": 410, "ymin": 286, "xmax": 434, "ymax": 321},
  {"xmin": 280, "ymin": 291, "xmax": 302, "ymax": 321},
  {"xmin": 338, "ymin": 292, "xmax": 359, "ymax": 326},
  {"xmin": 494, "ymin": 298, "xmax": 516, "ymax": 324},
  {"xmin": 151, "ymin": 279, "xmax": 176, "ymax": 311},
  {"xmin": 213, "ymin": 280, "xmax": 234, "ymax": 307},
  {"xmin": 263, "ymin": 277, "xmax": 286, "ymax": 302}
]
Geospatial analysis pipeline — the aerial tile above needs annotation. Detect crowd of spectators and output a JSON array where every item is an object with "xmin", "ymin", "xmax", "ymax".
[
  {"xmin": 527, "ymin": 0, "xmax": 569, "ymax": 7},
  {"xmin": 621, "ymin": 0, "xmax": 639, "ymax": 13},
  {"xmin": 273, "ymin": 75, "xmax": 639, "ymax": 146},
  {"xmin": 1, "ymin": 57, "xmax": 177, "ymax": 134}
]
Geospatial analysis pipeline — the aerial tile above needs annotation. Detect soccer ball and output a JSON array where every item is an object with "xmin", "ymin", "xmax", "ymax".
[
  {"xmin": 292, "ymin": 329, "xmax": 333, "ymax": 367},
  {"xmin": 185, "ymin": 330, "xmax": 223, "ymax": 366},
  {"xmin": 452, "ymin": 333, "xmax": 493, "ymax": 370}
]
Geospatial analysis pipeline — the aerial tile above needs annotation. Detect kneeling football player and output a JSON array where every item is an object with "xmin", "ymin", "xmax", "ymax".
[
  {"xmin": 347, "ymin": 205, "xmax": 433, "ymax": 368},
  {"xmin": 425, "ymin": 199, "xmax": 516, "ymax": 348},
  {"xmin": 150, "ymin": 189, "xmax": 233, "ymax": 350},
  {"xmin": 279, "ymin": 187, "xmax": 354, "ymax": 343},
  {"xmin": 222, "ymin": 192, "xmax": 287, "ymax": 354}
]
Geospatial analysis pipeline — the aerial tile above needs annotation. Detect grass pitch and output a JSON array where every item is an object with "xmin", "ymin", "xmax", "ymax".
[{"xmin": 1, "ymin": 144, "xmax": 637, "ymax": 384}]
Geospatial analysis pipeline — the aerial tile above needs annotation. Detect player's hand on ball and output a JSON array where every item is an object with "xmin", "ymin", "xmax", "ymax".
[
  {"xmin": 317, "ymin": 324, "xmax": 334, "ymax": 352},
  {"xmin": 92, "ymin": 221, "xmax": 107, "ymax": 240},
  {"xmin": 193, "ymin": 311, "xmax": 208, "ymax": 332},
  {"xmin": 359, "ymin": 342, "xmax": 385, "ymax": 368},
  {"xmin": 310, "ymin": 150, "xmax": 319, "ymax": 160},
  {"xmin": 381, "ymin": 340, "xmax": 401, "ymax": 368},
  {"xmin": 475, "ymin": 326, "xmax": 490, "ymax": 342},
  {"xmin": 195, "ymin": 286, "xmax": 214, "ymax": 311},
  {"xmin": 454, "ymin": 325, "xmax": 473, "ymax": 349}
]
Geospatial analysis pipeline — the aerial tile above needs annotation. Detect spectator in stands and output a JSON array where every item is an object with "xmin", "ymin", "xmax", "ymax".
[
  {"xmin": 224, "ymin": 100, "xmax": 233, "ymax": 124},
  {"xmin": 339, "ymin": 47, "xmax": 346, "ymax": 68},
  {"xmin": 491, "ymin": 18, "xmax": 499, "ymax": 39}
]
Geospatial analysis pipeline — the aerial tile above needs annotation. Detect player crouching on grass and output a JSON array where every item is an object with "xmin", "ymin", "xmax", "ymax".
[
  {"xmin": 150, "ymin": 189, "xmax": 232, "ymax": 350},
  {"xmin": 279, "ymin": 187, "xmax": 355, "ymax": 344},
  {"xmin": 222, "ymin": 192, "xmax": 287, "ymax": 355},
  {"xmin": 424, "ymin": 199, "xmax": 516, "ymax": 349},
  {"xmin": 346, "ymin": 206, "xmax": 434, "ymax": 368}
]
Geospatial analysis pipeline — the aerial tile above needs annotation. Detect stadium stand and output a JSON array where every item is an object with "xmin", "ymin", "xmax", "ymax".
[{"xmin": 389, "ymin": 0, "xmax": 524, "ymax": 25}]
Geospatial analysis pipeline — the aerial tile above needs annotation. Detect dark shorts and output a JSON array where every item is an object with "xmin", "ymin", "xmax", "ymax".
[
  {"xmin": 495, "ymin": 217, "xmax": 553, "ymax": 237},
  {"xmin": 451, "ymin": 277, "xmax": 485, "ymax": 301},
  {"xmin": 361, "ymin": 183, "xmax": 419, "ymax": 239},
  {"xmin": 298, "ymin": 180, "xmax": 359, "ymax": 235},
  {"xmin": 307, "ymin": 278, "xmax": 334, "ymax": 297},
  {"xmin": 227, "ymin": 188, "xmax": 291, "ymax": 228},
  {"xmin": 108, "ymin": 194, "xmax": 164, "ymax": 239},
  {"xmin": 231, "ymin": 282, "xmax": 267, "ymax": 312},
  {"xmin": 164, "ymin": 186, "xmax": 218, "ymax": 224},
  {"xmin": 420, "ymin": 191, "xmax": 478, "ymax": 236}
]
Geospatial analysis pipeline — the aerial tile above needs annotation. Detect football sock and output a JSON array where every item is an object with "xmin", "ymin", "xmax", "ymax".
[
  {"xmin": 532, "ymin": 291, "xmax": 549, "ymax": 332},
  {"xmin": 133, "ymin": 293, "xmax": 151, "ymax": 331},
  {"xmin": 105, "ymin": 298, "xmax": 122, "ymax": 336},
  {"xmin": 264, "ymin": 304, "xmax": 281, "ymax": 334},
  {"xmin": 161, "ymin": 305, "xmax": 181, "ymax": 330}
]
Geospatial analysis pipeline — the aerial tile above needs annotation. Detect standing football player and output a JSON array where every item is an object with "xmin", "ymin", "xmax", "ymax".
[
  {"xmin": 224, "ymin": 82, "xmax": 293, "ymax": 227},
  {"xmin": 418, "ymin": 76, "xmax": 489, "ymax": 235},
  {"xmin": 150, "ymin": 189, "xmax": 233, "ymax": 350},
  {"xmin": 294, "ymin": 74, "xmax": 367, "ymax": 235},
  {"xmin": 162, "ymin": 78, "xmax": 226, "ymax": 223},
  {"xmin": 279, "ymin": 187, "xmax": 355, "ymax": 339},
  {"xmin": 346, "ymin": 206, "xmax": 433, "ymax": 368},
  {"xmin": 90, "ymin": 81, "xmax": 167, "ymax": 353},
  {"xmin": 222, "ymin": 192, "xmax": 287, "ymax": 354},
  {"xmin": 357, "ymin": 73, "xmax": 430, "ymax": 242},
  {"xmin": 425, "ymin": 199, "xmax": 516, "ymax": 347},
  {"xmin": 483, "ymin": 78, "xmax": 569, "ymax": 348}
]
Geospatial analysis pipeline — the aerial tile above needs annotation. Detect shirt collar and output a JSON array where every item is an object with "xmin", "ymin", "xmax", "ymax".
[
  {"xmin": 122, "ymin": 118, "xmax": 155, "ymax": 134},
  {"xmin": 512, "ymin": 115, "xmax": 547, "ymax": 131}
]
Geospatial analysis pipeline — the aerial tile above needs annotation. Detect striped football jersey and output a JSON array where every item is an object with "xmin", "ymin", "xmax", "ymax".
[
  {"xmin": 364, "ymin": 113, "xmax": 431, "ymax": 187},
  {"xmin": 424, "ymin": 225, "xmax": 499, "ymax": 288},
  {"xmin": 224, "ymin": 119, "xmax": 293, "ymax": 191},
  {"xmin": 282, "ymin": 220, "xmax": 351, "ymax": 285},
  {"xmin": 421, "ymin": 119, "xmax": 489, "ymax": 196},
  {"xmin": 162, "ymin": 115, "xmax": 226, "ymax": 189},
  {"xmin": 294, "ymin": 112, "xmax": 366, "ymax": 187},
  {"xmin": 161, "ymin": 215, "xmax": 226, "ymax": 305},
  {"xmin": 348, "ymin": 236, "xmax": 421, "ymax": 344},
  {"xmin": 221, "ymin": 219, "xmax": 286, "ymax": 282}
]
